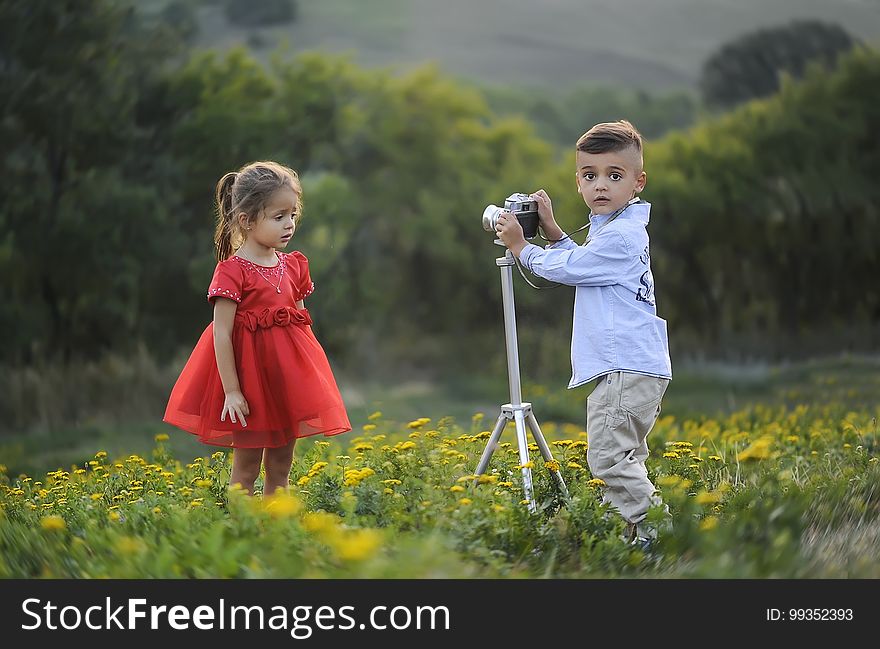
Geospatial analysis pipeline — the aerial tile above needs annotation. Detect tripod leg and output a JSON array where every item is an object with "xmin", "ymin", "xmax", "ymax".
[
  {"xmin": 474, "ymin": 413, "xmax": 508, "ymax": 478},
  {"xmin": 514, "ymin": 409, "xmax": 537, "ymax": 512},
  {"xmin": 526, "ymin": 411, "xmax": 570, "ymax": 500}
]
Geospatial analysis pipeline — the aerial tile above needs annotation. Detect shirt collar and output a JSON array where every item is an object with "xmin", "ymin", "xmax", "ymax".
[{"xmin": 589, "ymin": 198, "xmax": 648, "ymax": 229}]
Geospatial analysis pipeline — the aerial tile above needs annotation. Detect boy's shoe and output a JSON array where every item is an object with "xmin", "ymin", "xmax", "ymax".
[{"xmin": 622, "ymin": 522, "xmax": 662, "ymax": 553}]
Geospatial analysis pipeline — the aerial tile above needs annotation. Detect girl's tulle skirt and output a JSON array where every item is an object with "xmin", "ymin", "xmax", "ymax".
[{"xmin": 163, "ymin": 317, "xmax": 351, "ymax": 448}]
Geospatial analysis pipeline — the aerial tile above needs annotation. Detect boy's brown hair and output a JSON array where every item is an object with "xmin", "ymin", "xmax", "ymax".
[{"xmin": 576, "ymin": 120, "xmax": 643, "ymax": 160}]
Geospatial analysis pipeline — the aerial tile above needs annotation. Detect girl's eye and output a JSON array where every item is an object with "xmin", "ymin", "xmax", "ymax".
[
  {"xmin": 610, "ymin": 173, "xmax": 622, "ymax": 181},
  {"xmin": 583, "ymin": 173, "xmax": 595, "ymax": 180}
]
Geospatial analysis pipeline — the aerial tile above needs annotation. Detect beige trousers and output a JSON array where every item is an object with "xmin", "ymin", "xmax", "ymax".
[{"xmin": 586, "ymin": 371, "xmax": 669, "ymax": 526}]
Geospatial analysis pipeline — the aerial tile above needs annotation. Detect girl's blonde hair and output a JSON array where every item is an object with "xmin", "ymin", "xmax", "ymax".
[{"xmin": 213, "ymin": 161, "xmax": 303, "ymax": 261}]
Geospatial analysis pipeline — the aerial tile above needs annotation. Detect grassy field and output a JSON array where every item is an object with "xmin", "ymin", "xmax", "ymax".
[
  {"xmin": 172, "ymin": 0, "xmax": 880, "ymax": 90},
  {"xmin": 2, "ymin": 390, "xmax": 878, "ymax": 578},
  {"xmin": 1, "ymin": 355, "xmax": 877, "ymax": 478}
]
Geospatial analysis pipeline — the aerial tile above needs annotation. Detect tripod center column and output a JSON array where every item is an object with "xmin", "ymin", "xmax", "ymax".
[{"xmin": 497, "ymin": 249, "xmax": 523, "ymax": 407}]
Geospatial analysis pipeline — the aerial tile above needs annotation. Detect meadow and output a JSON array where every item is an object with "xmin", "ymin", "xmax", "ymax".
[{"xmin": 2, "ymin": 364, "xmax": 878, "ymax": 578}]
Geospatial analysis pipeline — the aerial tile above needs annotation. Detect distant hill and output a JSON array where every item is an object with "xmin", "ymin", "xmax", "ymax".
[{"xmin": 177, "ymin": 0, "xmax": 880, "ymax": 91}]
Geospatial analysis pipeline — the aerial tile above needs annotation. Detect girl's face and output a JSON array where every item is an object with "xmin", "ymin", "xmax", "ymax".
[{"xmin": 242, "ymin": 186, "xmax": 298, "ymax": 250}]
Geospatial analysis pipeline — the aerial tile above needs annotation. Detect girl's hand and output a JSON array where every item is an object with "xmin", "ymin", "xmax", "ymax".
[
  {"xmin": 221, "ymin": 391, "xmax": 250, "ymax": 427},
  {"xmin": 530, "ymin": 189, "xmax": 555, "ymax": 226}
]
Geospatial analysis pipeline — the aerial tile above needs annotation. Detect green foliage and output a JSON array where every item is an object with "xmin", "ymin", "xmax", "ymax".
[
  {"xmin": 700, "ymin": 20, "xmax": 858, "ymax": 109},
  {"xmin": 645, "ymin": 46, "xmax": 880, "ymax": 353},
  {"xmin": 1, "ymin": 3, "xmax": 879, "ymax": 379}
]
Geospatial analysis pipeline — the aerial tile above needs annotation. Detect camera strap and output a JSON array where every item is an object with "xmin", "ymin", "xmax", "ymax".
[
  {"xmin": 519, "ymin": 197, "xmax": 643, "ymax": 290},
  {"xmin": 583, "ymin": 197, "xmax": 643, "ymax": 245}
]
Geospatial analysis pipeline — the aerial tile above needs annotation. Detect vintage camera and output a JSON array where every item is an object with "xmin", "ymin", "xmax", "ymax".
[{"xmin": 482, "ymin": 193, "xmax": 540, "ymax": 239}]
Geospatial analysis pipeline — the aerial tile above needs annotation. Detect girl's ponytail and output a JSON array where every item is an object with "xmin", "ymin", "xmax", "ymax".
[{"xmin": 214, "ymin": 172, "xmax": 237, "ymax": 261}]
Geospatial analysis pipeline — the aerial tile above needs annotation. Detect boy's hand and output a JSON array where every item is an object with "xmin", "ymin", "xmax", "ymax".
[
  {"xmin": 530, "ymin": 189, "xmax": 565, "ymax": 241},
  {"xmin": 529, "ymin": 189, "xmax": 565, "ymax": 241},
  {"xmin": 495, "ymin": 212, "xmax": 528, "ymax": 257},
  {"xmin": 530, "ymin": 189, "xmax": 555, "ymax": 226},
  {"xmin": 221, "ymin": 390, "xmax": 249, "ymax": 427}
]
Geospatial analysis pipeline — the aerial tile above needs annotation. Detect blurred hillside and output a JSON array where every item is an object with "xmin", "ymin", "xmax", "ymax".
[{"xmin": 155, "ymin": 0, "xmax": 880, "ymax": 90}]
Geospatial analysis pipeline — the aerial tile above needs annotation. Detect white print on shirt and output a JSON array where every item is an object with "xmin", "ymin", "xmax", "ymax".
[{"xmin": 636, "ymin": 245, "xmax": 655, "ymax": 306}]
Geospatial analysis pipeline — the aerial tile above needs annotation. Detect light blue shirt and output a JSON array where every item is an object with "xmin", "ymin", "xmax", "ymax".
[{"xmin": 519, "ymin": 200, "xmax": 672, "ymax": 388}]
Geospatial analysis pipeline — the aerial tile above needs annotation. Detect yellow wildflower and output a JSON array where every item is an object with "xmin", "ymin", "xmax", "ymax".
[
  {"xmin": 40, "ymin": 515, "xmax": 66, "ymax": 531},
  {"xmin": 330, "ymin": 529, "xmax": 382, "ymax": 562},
  {"xmin": 154, "ymin": 433, "xmax": 170, "ymax": 442},
  {"xmin": 700, "ymin": 516, "xmax": 719, "ymax": 531},
  {"xmin": 695, "ymin": 490, "xmax": 722, "ymax": 505},
  {"xmin": 302, "ymin": 511, "xmax": 341, "ymax": 535},
  {"xmin": 737, "ymin": 436, "xmax": 774, "ymax": 462},
  {"xmin": 458, "ymin": 498, "xmax": 472, "ymax": 506},
  {"xmin": 587, "ymin": 478, "xmax": 606, "ymax": 488},
  {"xmin": 264, "ymin": 492, "xmax": 302, "ymax": 518}
]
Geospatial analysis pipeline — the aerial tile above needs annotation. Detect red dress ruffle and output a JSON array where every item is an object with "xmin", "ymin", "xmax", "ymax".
[{"xmin": 163, "ymin": 250, "xmax": 351, "ymax": 448}]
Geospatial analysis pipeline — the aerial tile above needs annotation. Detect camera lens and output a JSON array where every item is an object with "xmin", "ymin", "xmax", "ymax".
[{"xmin": 482, "ymin": 205, "xmax": 502, "ymax": 232}]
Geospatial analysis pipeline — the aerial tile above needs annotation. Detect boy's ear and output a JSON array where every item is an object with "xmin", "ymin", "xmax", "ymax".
[{"xmin": 635, "ymin": 170, "xmax": 647, "ymax": 194}]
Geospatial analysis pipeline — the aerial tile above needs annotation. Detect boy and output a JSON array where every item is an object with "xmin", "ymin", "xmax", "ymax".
[{"xmin": 495, "ymin": 120, "xmax": 672, "ymax": 546}]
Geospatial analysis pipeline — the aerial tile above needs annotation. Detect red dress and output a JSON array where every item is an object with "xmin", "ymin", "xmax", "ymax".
[{"xmin": 163, "ymin": 250, "xmax": 351, "ymax": 448}]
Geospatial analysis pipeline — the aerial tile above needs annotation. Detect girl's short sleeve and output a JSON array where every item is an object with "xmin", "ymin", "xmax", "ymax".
[
  {"xmin": 207, "ymin": 260, "xmax": 244, "ymax": 304},
  {"xmin": 288, "ymin": 251, "xmax": 315, "ymax": 301}
]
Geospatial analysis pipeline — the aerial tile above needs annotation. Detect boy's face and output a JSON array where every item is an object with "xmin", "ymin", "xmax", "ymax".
[{"xmin": 575, "ymin": 146, "xmax": 647, "ymax": 215}]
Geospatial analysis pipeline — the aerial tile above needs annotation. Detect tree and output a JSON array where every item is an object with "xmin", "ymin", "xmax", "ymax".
[
  {"xmin": 648, "ymin": 47, "xmax": 880, "ymax": 355},
  {"xmin": 0, "ymin": 0, "xmax": 183, "ymax": 363},
  {"xmin": 224, "ymin": 0, "xmax": 297, "ymax": 27},
  {"xmin": 700, "ymin": 20, "xmax": 857, "ymax": 110}
]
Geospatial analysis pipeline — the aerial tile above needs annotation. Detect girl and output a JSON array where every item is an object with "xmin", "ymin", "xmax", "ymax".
[{"xmin": 164, "ymin": 161, "xmax": 351, "ymax": 496}]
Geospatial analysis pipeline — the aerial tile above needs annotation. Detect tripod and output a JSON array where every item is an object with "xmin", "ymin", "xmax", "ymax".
[{"xmin": 473, "ymin": 242, "xmax": 569, "ymax": 512}]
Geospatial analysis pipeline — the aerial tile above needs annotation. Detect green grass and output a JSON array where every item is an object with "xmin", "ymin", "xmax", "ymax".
[{"xmin": 2, "ymin": 355, "xmax": 877, "ymax": 479}]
